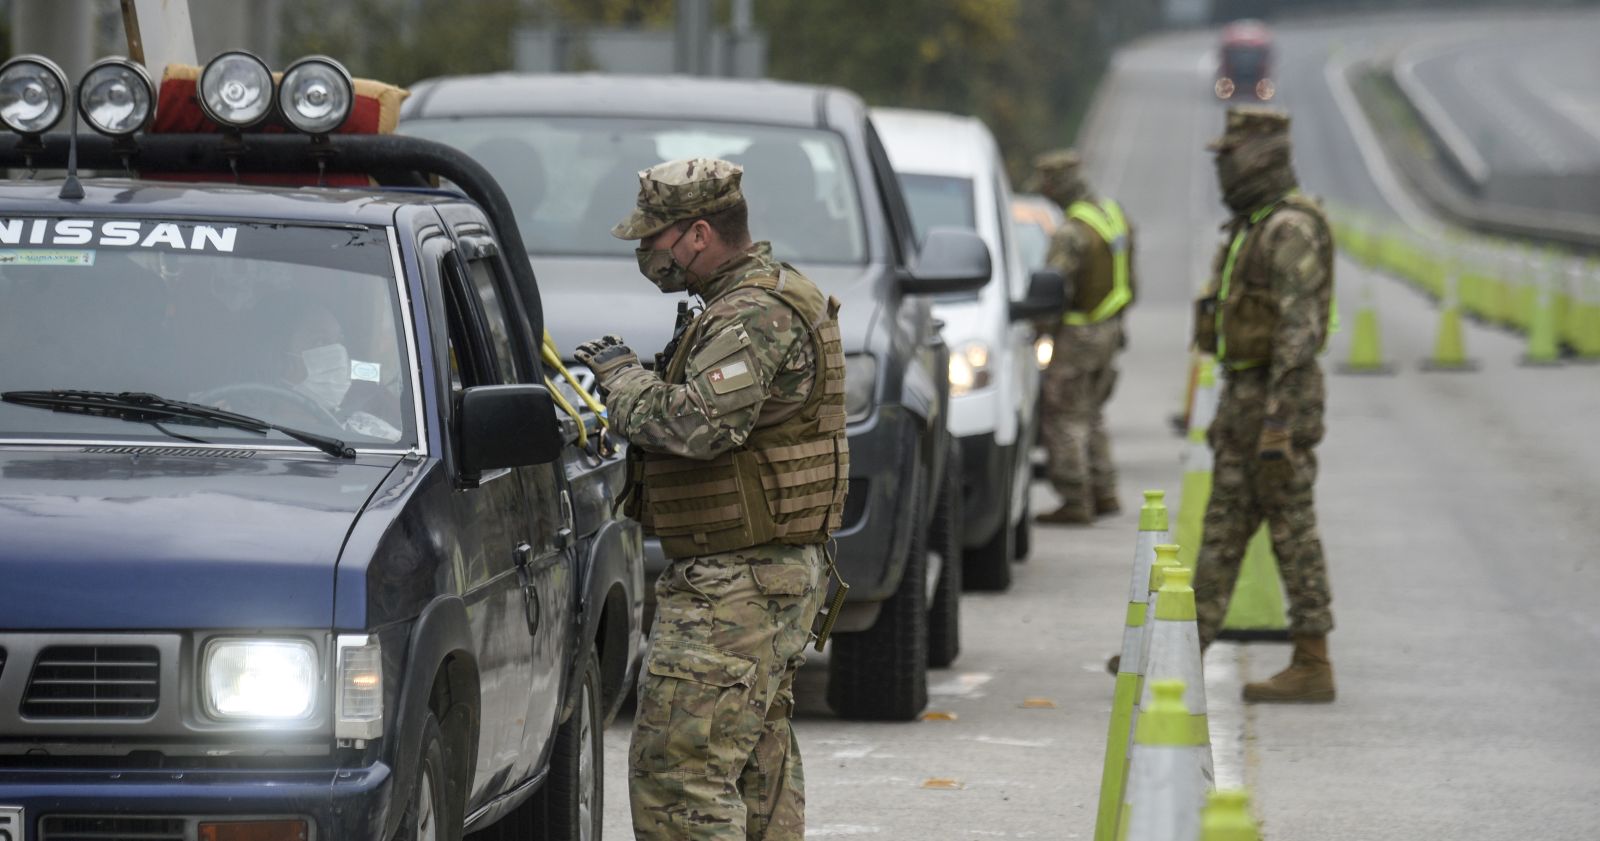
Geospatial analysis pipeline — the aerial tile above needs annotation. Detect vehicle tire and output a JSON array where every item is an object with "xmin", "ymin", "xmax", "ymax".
[
  {"xmin": 963, "ymin": 454, "xmax": 1014, "ymax": 592},
  {"xmin": 827, "ymin": 492, "xmax": 929, "ymax": 721},
  {"xmin": 1013, "ymin": 494, "xmax": 1032, "ymax": 562},
  {"xmin": 927, "ymin": 439, "xmax": 963, "ymax": 669},
  {"xmin": 478, "ymin": 648, "xmax": 604, "ymax": 841},
  {"xmin": 396, "ymin": 713, "xmax": 460, "ymax": 841}
]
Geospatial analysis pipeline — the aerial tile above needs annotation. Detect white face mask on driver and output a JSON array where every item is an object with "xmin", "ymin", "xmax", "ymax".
[{"xmin": 298, "ymin": 343, "xmax": 351, "ymax": 409}]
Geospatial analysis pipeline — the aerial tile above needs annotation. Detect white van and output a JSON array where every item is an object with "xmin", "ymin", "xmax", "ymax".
[{"xmin": 872, "ymin": 107, "xmax": 1046, "ymax": 591}]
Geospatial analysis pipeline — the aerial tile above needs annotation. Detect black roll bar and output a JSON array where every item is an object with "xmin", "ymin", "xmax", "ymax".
[{"xmin": 0, "ymin": 132, "xmax": 545, "ymax": 339}]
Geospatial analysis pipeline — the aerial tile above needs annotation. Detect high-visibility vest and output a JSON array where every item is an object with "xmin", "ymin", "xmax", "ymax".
[
  {"xmin": 1065, "ymin": 198, "xmax": 1134, "ymax": 325},
  {"xmin": 1214, "ymin": 192, "xmax": 1339, "ymax": 369}
]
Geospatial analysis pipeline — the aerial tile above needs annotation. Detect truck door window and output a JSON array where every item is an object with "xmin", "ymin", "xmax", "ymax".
[
  {"xmin": 442, "ymin": 254, "xmax": 496, "ymax": 392},
  {"xmin": 463, "ymin": 254, "xmax": 532, "ymax": 385}
]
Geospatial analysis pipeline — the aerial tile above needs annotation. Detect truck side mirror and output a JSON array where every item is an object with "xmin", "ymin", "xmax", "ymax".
[
  {"xmin": 459, "ymin": 384, "xmax": 564, "ymax": 473},
  {"xmin": 1009, "ymin": 268, "xmax": 1070, "ymax": 322},
  {"xmin": 902, "ymin": 227, "xmax": 991, "ymax": 296}
]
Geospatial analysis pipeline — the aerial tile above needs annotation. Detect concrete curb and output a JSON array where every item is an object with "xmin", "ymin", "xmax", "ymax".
[{"xmin": 1357, "ymin": 54, "xmax": 1600, "ymax": 252}]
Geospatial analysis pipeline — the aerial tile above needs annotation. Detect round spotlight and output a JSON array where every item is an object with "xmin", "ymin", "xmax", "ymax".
[
  {"xmin": 0, "ymin": 55, "xmax": 69, "ymax": 135},
  {"xmin": 279, "ymin": 56, "xmax": 353, "ymax": 135},
  {"xmin": 78, "ymin": 58, "xmax": 155, "ymax": 137},
  {"xmin": 199, "ymin": 50, "xmax": 274, "ymax": 128}
]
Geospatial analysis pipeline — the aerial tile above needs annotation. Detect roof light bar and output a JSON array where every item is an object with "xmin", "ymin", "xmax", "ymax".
[
  {"xmin": 279, "ymin": 56, "xmax": 354, "ymax": 135},
  {"xmin": 78, "ymin": 57, "xmax": 155, "ymax": 137},
  {"xmin": 0, "ymin": 55, "xmax": 69, "ymax": 136},
  {"xmin": 199, "ymin": 51, "xmax": 274, "ymax": 128}
]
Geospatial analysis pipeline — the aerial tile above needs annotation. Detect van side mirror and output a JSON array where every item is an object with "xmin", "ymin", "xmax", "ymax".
[
  {"xmin": 459, "ymin": 384, "xmax": 564, "ymax": 473},
  {"xmin": 1009, "ymin": 268, "xmax": 1070, "ymax": 322},
  {"xmin": 902, "ymin": 227, "xmax": 991, "ymax": 295}
]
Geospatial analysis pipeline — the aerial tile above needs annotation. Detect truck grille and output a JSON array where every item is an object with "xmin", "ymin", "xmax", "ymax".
[
  {"xmin": 40, "ymin": 816, "xmax": 186, "ymax": 841},
  {"xmin": 22, "ymin": 646, "xmax": 160, "ymax": 719}
]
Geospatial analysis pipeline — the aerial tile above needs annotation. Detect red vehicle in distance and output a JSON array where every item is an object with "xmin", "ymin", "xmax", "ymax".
[{"xmin": 1216, "ymin": 19, "xmax": 1275, "ymax": 101}]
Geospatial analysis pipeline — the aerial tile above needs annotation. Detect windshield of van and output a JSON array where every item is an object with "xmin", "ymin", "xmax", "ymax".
[
  {"xmin": 0, "ymin": 220, "xmax": 416, "ymax": 450},
  {"xmin": 897, "ymin": 173, "xmax": 976, "ymax": 247},
  {"xmin": 404, "ymin": 116, "xmax": 867, "ymax": 265}
]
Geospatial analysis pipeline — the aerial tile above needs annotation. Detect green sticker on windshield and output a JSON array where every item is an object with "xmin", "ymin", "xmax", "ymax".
[{"xmin": 0, "ymin": 249, "xmax": 96, "ymax": 267}]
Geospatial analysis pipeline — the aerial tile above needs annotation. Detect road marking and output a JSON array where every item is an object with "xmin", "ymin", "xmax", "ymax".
[
  {"xmin": 963, "ymin": 734, "xmax": 1056, "ymax": 749},
  {"xmin": 1393, "ymin": 36, "xmax": 1493, "ymax": 186},
  {"xmin": 1321, "ymin": 42, "xmax": 1442, "ymax": 233},
  {"xmin": 808, "ymin": 824, "xmax": 885, "ymax": 836},
  {"xmin": 929, "ymin": 672, "xmax": 994, "ymax": 697},
  {"xmin": 1204, "ymin": 644, "xmax": 1249, "ymax": 791}
]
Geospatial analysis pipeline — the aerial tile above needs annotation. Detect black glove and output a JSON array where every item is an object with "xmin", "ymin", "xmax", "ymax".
[
  {"xmin": 574, "ymin": 334, "xmax": 639, "ymax": 391},
  {"xmin": 1256, "ymin": 418, "xmax": 1294, "ymax": 489}
]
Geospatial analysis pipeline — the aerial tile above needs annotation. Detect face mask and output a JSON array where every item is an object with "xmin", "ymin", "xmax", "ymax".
[
  {"xmin": 635, "ymin": 226, "xmax": 700, "ymax": 294},
  {"xmin": 298, "ymin": 343, "xmax": 351, "ymax": 409}
]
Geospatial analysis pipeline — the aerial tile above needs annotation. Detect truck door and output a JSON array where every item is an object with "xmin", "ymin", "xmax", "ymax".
[
  {"xmin": 448, "ymin": 225, "xmax": 573, "ymax": 781},
  {"xmin": 425, "ymin": 224, "xmax": 539, "ymax": 805}
]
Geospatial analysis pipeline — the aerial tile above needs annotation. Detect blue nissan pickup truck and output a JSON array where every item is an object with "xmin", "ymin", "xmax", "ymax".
[{"xmin": 0, "ymin": 53, "xmax": 641, "ymax": 841}]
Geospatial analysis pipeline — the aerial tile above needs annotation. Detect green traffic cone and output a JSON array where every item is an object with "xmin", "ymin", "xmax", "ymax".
[
  {"xmin": 1201, "ymin": 790, "xmax": 1262, "ymax": 841},
  {"xmin": 1522, "ymin": 281, "xmax": 1562, "ymax": 366},
  {"xmin": 1422, "ymin": 278, "xmax": 1479, "ymax": 372},
  {"xmin": 1337, "ymin": 288, "xmax": 1395, "ymax": 375}
]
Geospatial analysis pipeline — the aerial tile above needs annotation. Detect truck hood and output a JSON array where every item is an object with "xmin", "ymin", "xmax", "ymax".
[
  {"xmin": 537, "ymin": 255, "xmax": 883, "ymax": 361},
  {"xmin": 0, "ymin": 447, "xmax": 397, "ymax": 630}
]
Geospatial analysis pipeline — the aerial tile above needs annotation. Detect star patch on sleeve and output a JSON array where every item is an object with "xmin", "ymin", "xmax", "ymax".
[{"xmin": 707, "ymin": 359, "xmax": 754, "ymax": 394}]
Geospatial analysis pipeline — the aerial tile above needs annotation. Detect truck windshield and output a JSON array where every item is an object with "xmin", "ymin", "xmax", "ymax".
[
  {"xmin": 897, "ymin": 173, "xmax": 976, "ymax": 248},
  {"xmin": 1223, "ymin": 45, "xmax": 1268, "ymax": 78},
  {"xmin": 0, "ymin": 220, "xmax": 416, "ymax": 450},
  {"xmin": 404, "ymin": 116, "xmax": 868, "ymax": 265}
]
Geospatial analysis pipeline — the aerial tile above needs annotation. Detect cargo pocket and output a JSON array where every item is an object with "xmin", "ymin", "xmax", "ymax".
[
  {"xmin": 751, "ymin": 563, "xmax": 813, "ymax": 597},
  {"xmin": 631, "ymin": 638, "xmax": 760, "ymax": 777}
]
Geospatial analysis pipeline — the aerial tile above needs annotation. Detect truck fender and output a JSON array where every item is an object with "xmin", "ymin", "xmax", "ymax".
[
  {"xmin": 567, "ymin": 516, "xmax": 643, "ymax": 724},
  {"xmin": 386, "ymin": 594, "xmax": 480, "ymax": 841}
]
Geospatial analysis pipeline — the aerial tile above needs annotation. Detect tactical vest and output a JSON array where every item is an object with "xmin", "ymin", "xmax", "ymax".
[
  {"xmin": 1214, "ymin": 193, "xmax": 1335, "ymax": 369},
  {"xmin": 1064, "ymin": 198, "xmax": 1135, "ymax": 325},
  {"xmin": 626, "ymin": 267, "xmax": 849, "ymax": 559}
]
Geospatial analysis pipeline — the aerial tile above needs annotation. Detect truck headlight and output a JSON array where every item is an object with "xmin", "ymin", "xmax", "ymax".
[
  {"xmin": 335, "ymin": 634, "xmax": 384, "ymax": 741},
  {"xmin": 203, "ymin": 638, "xmax": 318, "ymax": 720},
  {"xmin": 1035, "ymin": 334, "xmax": 1054, "ymax": 369},
  {"xmin": 844, "ymin": 354, "xmax": 877, "ymax": 422},
  {"xmin": 949, "ymin": 342, "xmax": 992, "ymax": 396}
]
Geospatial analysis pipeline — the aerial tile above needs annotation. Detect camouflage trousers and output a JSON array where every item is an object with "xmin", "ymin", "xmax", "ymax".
[
  {"xmin": 1040, "ymin": 318, "xmax": 1123, "ymax": 512},
  {"xmin": 1193, "ymin": 370, "xmax": 1334, "ymax": 645},
  {"xmin": 631, "ymin": 543, "xmax": 827, "ymax": 841}
]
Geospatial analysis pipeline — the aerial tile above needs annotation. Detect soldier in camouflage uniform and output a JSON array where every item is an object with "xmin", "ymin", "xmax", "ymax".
[
  {"xmin": 1192, "ymin": 107, "xmax": 1337, "ymax": 703},
  {"xmin": 1028, "ymin": 149, "xmax": 1135, "ymax": 525},
  {"xmin": 574, "ymin": 158, "xmax": 848, "ymax": 840}
]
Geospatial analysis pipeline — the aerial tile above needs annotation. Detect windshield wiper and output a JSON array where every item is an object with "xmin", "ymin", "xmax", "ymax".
[{"xmin": 1, "ymin": 389, "xmax": 356, "ymax": 459}]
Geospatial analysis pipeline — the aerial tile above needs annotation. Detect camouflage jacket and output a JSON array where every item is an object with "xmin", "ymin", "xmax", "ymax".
[
  {"xmin": 1207, "ymin": 195, "xmax": 1334, "ymax": 421},
  {"xmin": 605, "ymin": 242, "xmax": 817, "ymax": 459}
]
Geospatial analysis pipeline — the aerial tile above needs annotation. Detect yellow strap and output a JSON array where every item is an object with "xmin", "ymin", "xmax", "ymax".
[
  {"xmin": 541, "ymin": 330, "xmax": 609, "ymax": 427},
  {"xmin": 1065, "ymin": 198, "xmax": 1133, "ymax": 325}
]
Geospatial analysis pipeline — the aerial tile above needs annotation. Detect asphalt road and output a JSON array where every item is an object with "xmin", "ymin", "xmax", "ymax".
[{"xmin": 595, "ymin": 15, "xmax": 1600, "ymax": 839}]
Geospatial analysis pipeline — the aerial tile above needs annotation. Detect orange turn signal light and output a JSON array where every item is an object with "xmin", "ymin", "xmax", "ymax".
[{"xmin": 198, "ymin": 820, "xmax": 309, "ymax": 841}]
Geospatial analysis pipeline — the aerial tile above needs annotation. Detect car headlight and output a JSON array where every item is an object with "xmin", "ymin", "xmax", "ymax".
[
  {"xmin": 1035, "ymin": 334, "xmax": 1054, "ymax": 369},
  {"xmin": 203, "ymin": 638, "xmax": 318, "ymax": 720},
  {"xmin": 844, "ymin": 354, "xmax": 877, "ymax": 422},
  {"xmin": 949, "ymin": 342, "xmax": 992, "ymax": 396}
]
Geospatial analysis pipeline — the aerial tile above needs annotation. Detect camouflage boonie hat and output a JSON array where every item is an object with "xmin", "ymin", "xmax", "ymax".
[
  {"xmin": 1023, "ymin": 148, "xmax": 1082, "ymax": 193},
  {"xmin": 1208, "ymin": 106, "xmax": 1290, "ymax": 151},
  {"xmin": 610, "ymin": 157, "xmax": 745, "ymax": 240}
]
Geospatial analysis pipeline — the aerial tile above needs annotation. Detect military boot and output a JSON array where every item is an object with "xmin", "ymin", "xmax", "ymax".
[
  {"xmin": 1037, "ymin": 501, "xmax": 1094, "ymax": 525},
  {"xmin": 1095, "ymin": 495, "xmax": 1122, "ymax": 517},
  {"xmin": 1242, "ymin": 635, "xmax": 1335, "ymax": 703}
]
